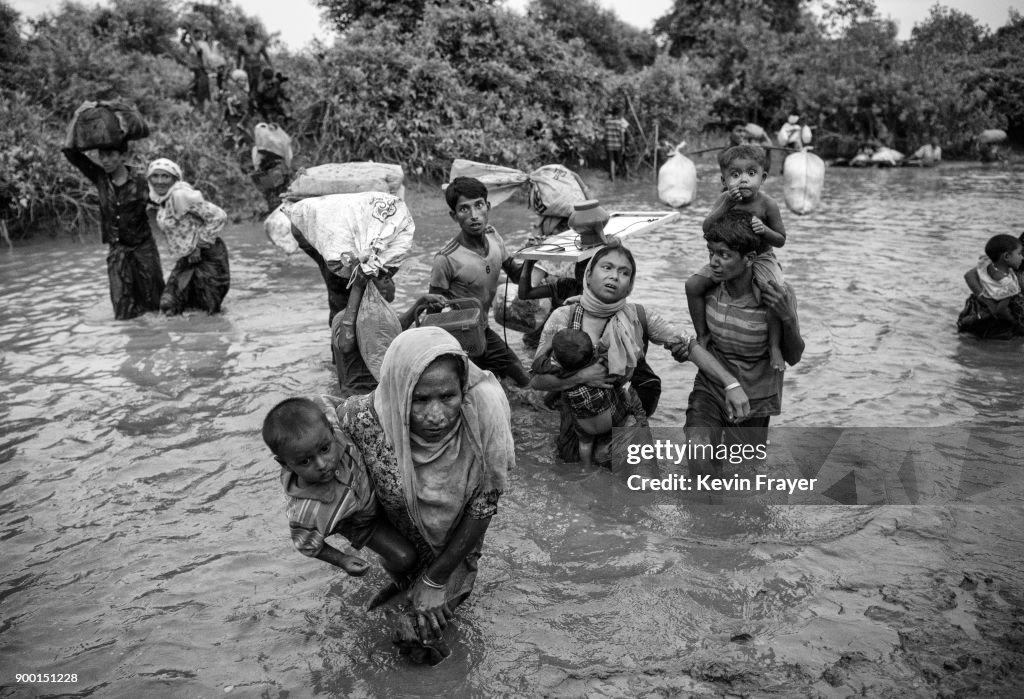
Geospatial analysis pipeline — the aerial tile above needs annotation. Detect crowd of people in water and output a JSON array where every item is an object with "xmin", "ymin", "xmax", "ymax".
[{"xmin": 60, "ymin": 85, "xmax": 1018, "ymax": 664}]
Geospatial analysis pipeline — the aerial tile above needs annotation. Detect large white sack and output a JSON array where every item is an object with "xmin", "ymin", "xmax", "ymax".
[
  {"xmin": 354, "ymin": 281, "xmax": 402, "ymax": 380},
  {"xmin": 448, "ymin": 159, "xmax": 529, "ymax": 208},
  {"xmin": 253, "ymin": 123, "xmax": 292, "ymax": 169},
  {"xmin": 285, "ymin": 162, "xmax": 405, "ymax": 200},
  {"xmin": 658, "ymin": 142, "xmax": 697, "ymax": 208},
  {"xmin": 264, "ymin": 205, "xmax": 299, "ymax": 253},
  {"xmin": 978, "ymin": 129, "xmax": 1007, "ymax": 144},
  {"xmin": 870, "ymin": 147, "xmax": 903, "ymax": 166},
  {"xmin": 783, "ymin": 150, "xmax": 825, "ymax": 215},
  {"xmin": 527, "ymin": 165, "xmax": 589, "ymax": 219},
  {"xmin": 282, "ymin": 192, "xmax": 415, "ymax": 276}
]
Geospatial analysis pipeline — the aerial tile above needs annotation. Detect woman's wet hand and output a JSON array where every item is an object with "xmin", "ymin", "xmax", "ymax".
[{"xmin": 411, "ymin": 581, "xmax": 453, "ymax": 641}]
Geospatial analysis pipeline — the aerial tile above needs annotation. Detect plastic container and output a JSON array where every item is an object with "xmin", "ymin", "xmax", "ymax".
[{"xmin": 419, "ymin": 298, "xmax": 486, "ymax": 357}]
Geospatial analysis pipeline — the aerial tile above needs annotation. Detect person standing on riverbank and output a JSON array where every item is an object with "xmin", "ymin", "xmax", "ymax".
[
  {"xmin": 603, "ymin": 108, "xmax": 629, "ymax": 180},
  {"xmin": 62, "ymin": 139, "xmax": 164, "ymax": 320}
]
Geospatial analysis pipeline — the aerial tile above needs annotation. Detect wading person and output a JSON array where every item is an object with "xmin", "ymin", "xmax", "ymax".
[
  {"xmin": 337, "ymin": 327, "xmax": 515, "ymax": 664},
  {"xmin": 63, "ymin": 138, "xmax": 164, "ymax": 320},
  {"xmin": 531, "ymin": 244, "xmax": 750, "ymax": 470},
  {"xmin": 146, "ymin": 158, "xmax": 230, "ymax": 315},
  {"xmin": 684, "ymin": 215, "xmax": 804, "ymax": 497}
]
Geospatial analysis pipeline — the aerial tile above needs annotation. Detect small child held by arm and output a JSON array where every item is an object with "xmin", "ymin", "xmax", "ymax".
[
  {"xmin": 263, "ymin": 397, "xmax": 417, "ymax": 581},
  {"xmin": 962, "ymin": 234, "xmax": 1023, "ymax": 325},
  {"xmin": 686, "ymin": 145, "xmax": 787, "ymax": 370},
  {"xmin": 551, "ymin": 328, "xmax": 617, "ymax": 467}
]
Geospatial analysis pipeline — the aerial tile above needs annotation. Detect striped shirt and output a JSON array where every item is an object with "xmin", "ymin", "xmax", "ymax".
[
  {"xmin": 282, "ymin": 434, "xmax": 377, "ymax": 557},
  {"xmin": 604, "ymin": 117, "xmax": 628, "ymax": 150},
  {"xmin": 693, "ymin": 284, "xmax": 783, "ymax": 417}
]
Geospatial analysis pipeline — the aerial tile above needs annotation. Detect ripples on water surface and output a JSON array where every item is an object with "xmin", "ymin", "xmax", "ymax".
[{"xmin": 2, "ymin": 164, "xmax": 1024, "ymax": 697}]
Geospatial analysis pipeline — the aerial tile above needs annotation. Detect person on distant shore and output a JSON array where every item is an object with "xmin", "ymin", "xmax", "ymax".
[
  {"xmin": 263, "ymin": 397, "xmax": 418, "ymax": 581},
  {"xmin": 237, "ymin": 25, "xmax": 272, "ymax": 100},
  {"xmin": 687, "ymin": 145, "xmax": 788, "ymax": 371},
  {"xmin": 146, "ymin": 158, "xmax": 231, "ymax": 315},
  {"xmin": 907, "ymin": 136, "xmax": 942, "ymax": 166},
  {"xmin": 62, "ymin": 136, "xmax": 164, "ymax": 320},
  {"xmin": 254, "ymin": 67, "xmax": 290, "ymax": 124},
  {"xmin": 957, "ymin": 233, "xmax": 1024, "ymax": 338},
  {"xmin": 603, "ymin": 108, "xmax": 629, "ymax": 179},
  {"xmin": 430, "ymin": 176, "xmax": 531, "ymax": 387}
]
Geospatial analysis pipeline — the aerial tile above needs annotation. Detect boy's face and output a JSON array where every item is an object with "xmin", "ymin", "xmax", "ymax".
[
  {"xmin": 707, "ymin": 241, "xmax": 753, "ymax": 283},
  {"xmin": 729, "ymin": 124, "xmax": 748, "ymax": 146},
  {"xmin": 450, "ymin": 194, "xmax": 490, "ymax": 238},
  {"xmin": 721, "ymin": 157, "xmax": 766, "ymax": 201},
  {"xmin": 274, "ymin": 421, "xmax": 340, "ymax": 487},
  {"xmin": 1004, "ymin": 245, "xmax": 1023, "ymax": 271},
  {"xmin": 97, "ymin": 148, "xmax": 126, "ymax": 175}
]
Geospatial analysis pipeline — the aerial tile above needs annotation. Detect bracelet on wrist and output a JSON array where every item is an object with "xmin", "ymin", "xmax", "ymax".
[
  {"xmin": 724, "ymin": 381, "xmax": 741, "ymax": 392},
  {"xmin": 421, "ymin": 574, "xmax": 446, "ymax": 590}
]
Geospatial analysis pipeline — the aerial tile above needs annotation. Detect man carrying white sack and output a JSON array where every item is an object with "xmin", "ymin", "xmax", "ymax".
[{"xmin": 266, "ymin": 192, "xmax": 443, "ymax": 395}]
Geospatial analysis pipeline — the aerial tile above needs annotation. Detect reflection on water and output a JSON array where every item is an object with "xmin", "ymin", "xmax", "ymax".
[{"xmin": 2, "ymin": 165, "xmax": 1024, "ymax": 697}]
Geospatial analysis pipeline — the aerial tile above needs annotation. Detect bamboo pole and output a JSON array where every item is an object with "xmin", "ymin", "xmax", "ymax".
[{"xmin": 653, "ymin": 122, "xmax": 659, "ymax": 182}]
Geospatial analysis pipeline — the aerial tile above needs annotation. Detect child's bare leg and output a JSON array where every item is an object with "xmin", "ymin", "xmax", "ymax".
[
  {"xmin": 365, "ymin": 520, "xmax": 420, "ymax": 609},
  {"xmin": 578, "ymin": 435, "xmax": 595, "ymax": 467},
  {"xmin": 768, "ymin": 313, "xmax": 785, "ymax": 371},
  {"xmin": 685, "ymin": 273, "xmax": 715, "ymax": 344},
  {"xmin": 366, "ymin": 520, "xmax": 419, "ymax": 578}
]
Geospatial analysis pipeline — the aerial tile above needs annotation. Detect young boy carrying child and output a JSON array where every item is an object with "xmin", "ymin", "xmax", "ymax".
[
  {"xmin": 686, "ymin": 144, "xmax": 788, "ymax": 370},
  {"xmin": 430, "ymin": 176, "xmax": 531, "ymax": 386},
  {"xmin": 549, "ymin": 328, "xmax": 620, "ymax": 467},
  {"xmin": 958, "ymin": 233, "xmax": 1024, "ymax": 336},
  {"xmin": 262, "ymin": 397, "xmax": 417, "ymax": 583}
]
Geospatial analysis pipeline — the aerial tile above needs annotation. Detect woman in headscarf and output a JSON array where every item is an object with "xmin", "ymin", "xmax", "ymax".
[
  {"xmin": 530, "ymin": 243, "xmax": 751, "ymax": 470},
  {"xmin": 336, "ymin": 326, "xmax": 514, "ymax": 664},
  {"xmin": 147, "ymin": 159, "xmax": 231, "ymax": 315}
]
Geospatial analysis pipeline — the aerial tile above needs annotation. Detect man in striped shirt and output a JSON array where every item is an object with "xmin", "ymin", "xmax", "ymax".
[{"xmin": 685, "ymin": 213, "xmax": 804, "ymax": 483}]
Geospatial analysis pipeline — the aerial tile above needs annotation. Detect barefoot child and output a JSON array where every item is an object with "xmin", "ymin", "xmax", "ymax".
[
  {"xmin": 686, "ymin": 145, "xmax": 787, "ymax": 370},
  {"xmin": 263, "ymin": 398, "xmax": 418, "ymax": 583},
  {"xmin": 550, "ymin": 329, "xmax": 617, "ymax": 467}
]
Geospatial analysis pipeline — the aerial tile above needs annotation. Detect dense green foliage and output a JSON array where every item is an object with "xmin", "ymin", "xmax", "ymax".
[{"xmin": 1, "ymin": 0, "xmax": 1021, "ymax": 240}]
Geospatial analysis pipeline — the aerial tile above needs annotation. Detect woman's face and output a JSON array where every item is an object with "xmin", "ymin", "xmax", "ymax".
[
  {"xmin": 148, "ymin": 171, "xmax": 177, "ymax": 196},
  {"xmin": 586, "ymin": 249, "xmax": 634, "ymax": 303},
  {"xmin": 409, "ymin": 357, "xmax": 463, "ymax": 441}
]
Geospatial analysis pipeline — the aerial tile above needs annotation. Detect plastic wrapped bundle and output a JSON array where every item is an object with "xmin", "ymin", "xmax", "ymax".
[
  {"xmin": 281, "ymin": 192, "xmax": 414, "ymax": 276},
  {"xmin": 978, "ymin": 129, "xmax": 1007, "ymax": 145},
  {"xmin": 264, "ymin": 205, "xmax": 298, "ymax": 253},
  {"xmin": 782, "ymin": 150, "xmax": 825, "ymax": 215},
  {"xmin": 448, "ymin": 159, "xmax": 530, "ymax": 208},
  {"xmin": 253, "ymin": 123, "xmax": 293, "ymax": 169},
  {"xmin": 67, "ymin": 101, "xmax": 149, "ymax": 150},
  {"xmin": 657, "ymin": 142, "xmax": 697, "ymax": 208},
  {"xmin": 527, "ymin": 165, "xmax": 589, "ymax": 218},
  {"xmin": 284, "ymin": 162, "xmax": 405, "ymax": 200}
]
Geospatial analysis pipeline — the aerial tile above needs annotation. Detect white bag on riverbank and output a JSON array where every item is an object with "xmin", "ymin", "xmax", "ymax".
[
  {"xmin": 783, "ymin": 150, "xmax": 825, "ymax": 215},
  {"xmin": 285, "ymin": 162, "xmax": 405, "ymax": 200},
  {"xmin": 282, "ymin": 192, "xmax": 414, "ymax": 275},
  {"xmin": 658, "ymin": 142, "xmax": 697, "ymax": 208}
]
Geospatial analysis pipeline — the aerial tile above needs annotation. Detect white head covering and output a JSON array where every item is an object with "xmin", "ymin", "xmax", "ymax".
[{"xmin": 146, "ymin": 158, "xmax": 203, "ymax": 216}]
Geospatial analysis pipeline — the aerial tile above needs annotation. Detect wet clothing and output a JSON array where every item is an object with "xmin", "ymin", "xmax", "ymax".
[
  {"xmin": 150, "ymin": 176, "xmax": 230, "ymax": 315},
  {"xmin": 282, "ymin": 405, "xmax": 379, "ymax": 558},
  {"xmin": 63, "ymin": 149, "xmax": 164, "ymax": 319},
  {"xmin": 692, "ymin": 283, "xmax": 784, "ymax": 420},
  {"xmin": 430, "ymin": 227, "xmax": 527, "ymax": 381},
  {"xmin": 159, "ymin": 237, "xmax": 231, "ymax": 315},
  {"xmin": 337, "ymin": 328, "xmax": 513, "ymax": 662}
]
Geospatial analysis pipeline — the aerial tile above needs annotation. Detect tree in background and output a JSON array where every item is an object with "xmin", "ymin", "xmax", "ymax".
[{"xmin": 526, "ymin": 0, "xmax": 657, "ymax": 72}]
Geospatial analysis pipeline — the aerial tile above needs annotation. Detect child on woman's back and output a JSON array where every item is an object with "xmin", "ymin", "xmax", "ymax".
[
  {"xmin": 686, "ymin": 145, "xmax": 787, "ymax": 370},
  {"xmin": 551, "ymin": 328, "xmax": 616, "ymax": 467},
  {"xmin": 262, "ymin": 397, "xmax": 417, "ymax": 582}
]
